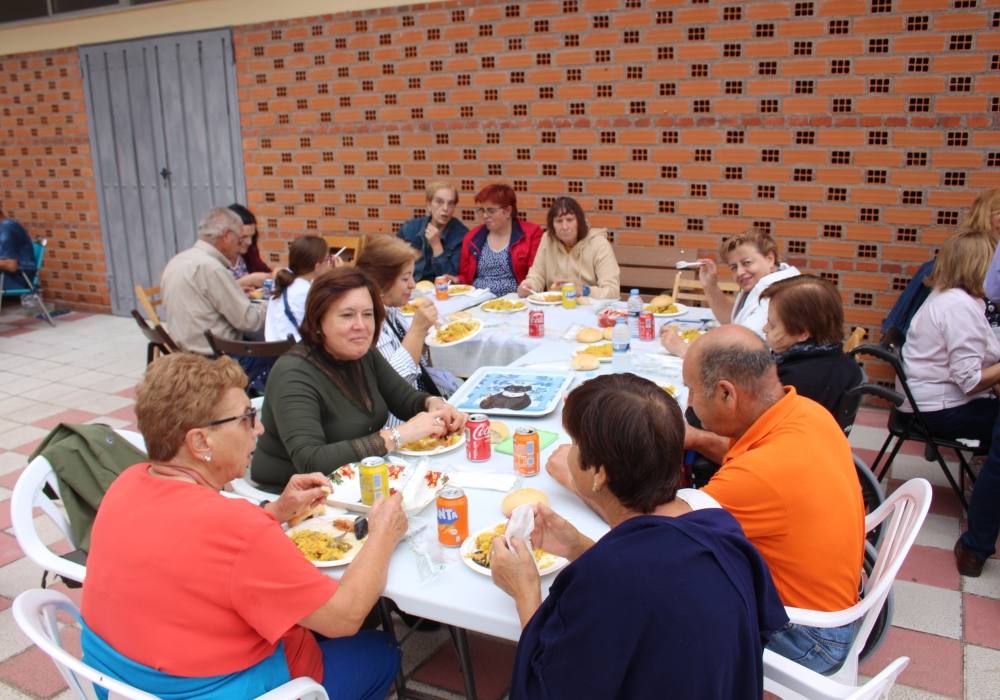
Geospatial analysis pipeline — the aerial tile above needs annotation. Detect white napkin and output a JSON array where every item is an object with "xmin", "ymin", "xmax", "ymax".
[
  {"xmin": 400, "ymin": 459, "xmax": 438, "ymax": 514},
  {"xmin": 505, "ymin": 504, "xmax": 534, "ymax": 550},
  {"xmin": 446, "ymin": 471, "xmax": 520, "ymax": 492}
]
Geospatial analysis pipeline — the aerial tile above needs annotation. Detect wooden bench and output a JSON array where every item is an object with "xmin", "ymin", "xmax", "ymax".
[{"xmin": 614, "ymin": 244, "xmax": 683, "ymax": 297}]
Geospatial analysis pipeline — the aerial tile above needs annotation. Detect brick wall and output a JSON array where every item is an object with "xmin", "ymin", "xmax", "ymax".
[
  {"xmin": 0, "ymin": 48, "xmax": 108, "ymax": 312},
  {"xmin": 234, "ymin": 0, "xmax": 1000, "ymax": 359}
]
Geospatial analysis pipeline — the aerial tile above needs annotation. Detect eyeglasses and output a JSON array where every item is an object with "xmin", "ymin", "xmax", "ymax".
[
  {"xmin": 476, "ymin": 207, "xmax": 501, "ymax": 217},
  {"xmin": 204, "ymin": 407, "xmax": 257, "ymax": 430},
  {"xmin": 431, "ymin": 197, "xmax": 457, "ymax": 208}
]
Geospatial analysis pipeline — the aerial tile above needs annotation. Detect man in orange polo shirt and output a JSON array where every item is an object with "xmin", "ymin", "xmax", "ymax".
[{"xmin": 684, "ymin": 325, "xmax": 865, "ymax": 675}]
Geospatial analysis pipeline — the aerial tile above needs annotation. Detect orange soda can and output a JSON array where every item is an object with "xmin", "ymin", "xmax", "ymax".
[
  {"xmin": 435, "ymin": 276, "xmax": 450, "ymax": 301},
  {"xmin": 437, "ymin": 486, "xmax": 469, "ymax": 547},
  {"xmin": 513, "ymin": 427, "xmax": 541, "ymax": 476}
]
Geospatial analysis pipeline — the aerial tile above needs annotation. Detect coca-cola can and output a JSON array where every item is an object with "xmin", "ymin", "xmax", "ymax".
[
  {"xmin": 528, "ymin": 309, "xmax": 545, "ymax": 337},
  {"xmin": 639, "ymin": 312, "xmax": 655, "ymax": 341},
  {"xmin": 465, "ymin": 413, "xmax": 492, "ymax": 462}
]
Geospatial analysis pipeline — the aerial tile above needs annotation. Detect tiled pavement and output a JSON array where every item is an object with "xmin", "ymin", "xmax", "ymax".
[{"xmin": 0, "ymin": 307, "xmax": 998, "ymax": 698}]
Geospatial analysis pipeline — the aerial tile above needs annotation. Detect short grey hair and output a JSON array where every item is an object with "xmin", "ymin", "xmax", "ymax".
[
  {"xmin": 197, "ymin": 207, "xmax": 242, "ymax": 242},
  {"xmin": 700, "ymin": 345, "xmax": 776, "ymax": 397}
]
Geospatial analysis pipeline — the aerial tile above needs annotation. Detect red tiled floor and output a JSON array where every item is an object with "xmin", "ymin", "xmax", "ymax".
[
  {"xmin": 860, "ymin": 627, "xmax": 962, "ymax": 698},
  {"xmin": 0, "ymin": 596, "xmax": 10, "ymax": 613},
  {"xmin": 0, "ymin": 327, "xmax": 34, "ymax": 338},
  {"xmin": 0, "ymin": 468, "xmax": 23, "ymax": 491},
  {"xmin": 106, "ymin": 404, "xmax": 137, "ymax": 423},
  {"xmin": 0, "ymin": 625, "xmax": 81, "ymax": 698},
  {"xmin": 897, "ymin": 544, "xmax": 961, "ymax": 590},
  {"xmin": 927, "ymin": 483, "xmax": 964, "ymax": 519},
  {"xmin": 32, "ymin": 409, "xmax": 101, "ymax": 431},
  {"xmin": 854, "ymin": 408, "xmax": 890, "ymax": 429},
  {"xmin": 0, "ymin": 532, "xmax": 25, "ymax": 567},
  {"xmin": 0, "ymin": 499, "xmax": 11, "ymax": 530},
  {"xmin": 410, "ymin": 632, "xmax": 516, "ymax": 700},
  {"xmin": 115, "ymin": 384, "xmax": 138, "ymax": 399},
  {"xmin": 964, "ymin": 593, "xmax": 1000, "ymax": 651},
  {"xmin": 13, "ymin": 437, "xmax": 45, "ymax": 456}
]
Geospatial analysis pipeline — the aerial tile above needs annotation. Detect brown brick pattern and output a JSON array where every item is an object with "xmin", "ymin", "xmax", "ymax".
[
  {"xmin": 0, "ymin": 49, "xmax": 107, "ymax": 311},
  {"xmin": 234, "ymin": 0, "xmax": 1000, "ymax": 352}
]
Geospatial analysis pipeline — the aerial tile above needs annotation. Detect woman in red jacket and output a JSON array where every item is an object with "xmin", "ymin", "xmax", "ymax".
[{"xmin": 458, "ymin": 183, "xmax": 543, "ymax": 295}]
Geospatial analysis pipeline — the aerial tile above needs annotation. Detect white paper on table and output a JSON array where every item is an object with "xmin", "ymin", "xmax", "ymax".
[
  {"xmin": 446, "ymin": 471, "xmax": 521, "ymax": 492},
  {"xmin": 400, "ymin": 458, "xmax": 438, "ymax": 514},
  {"xmin": 505, "ymin": 504, "xmax": 534, "ymax": 550}
]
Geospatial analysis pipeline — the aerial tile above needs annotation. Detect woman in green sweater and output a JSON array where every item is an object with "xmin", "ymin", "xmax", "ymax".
[{"xmin": 251, "ymin": 267, "xmax": 466, "ymax": 488}]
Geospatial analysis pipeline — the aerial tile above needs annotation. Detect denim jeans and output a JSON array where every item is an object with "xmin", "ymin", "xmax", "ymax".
[
  {"xmin": 961, "ymin": 411, "xmax": 1000, "ymax": 561},
  {"xmin": 767, "ymin": 620, "xmax": 858, "ymax": 675}
]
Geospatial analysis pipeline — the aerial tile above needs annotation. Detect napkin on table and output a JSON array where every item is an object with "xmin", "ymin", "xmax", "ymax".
[
  {"xmin": 494, "ymin": 429, "xmax": 560, "ymax": 455},
  {"xmin": 446, "ymin": 471, "xmax": 520, "ymax": 492}
]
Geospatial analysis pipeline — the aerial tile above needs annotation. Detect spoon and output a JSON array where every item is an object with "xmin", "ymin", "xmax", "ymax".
[{"xmin": 676, "ymin": 260, "xmax": 705, "ymax": 269}]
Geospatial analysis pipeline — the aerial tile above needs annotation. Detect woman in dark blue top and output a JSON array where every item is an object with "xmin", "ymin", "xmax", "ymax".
[{"xmin": 491, "ymin": 374, "xmax": 788, "ymax": 700}]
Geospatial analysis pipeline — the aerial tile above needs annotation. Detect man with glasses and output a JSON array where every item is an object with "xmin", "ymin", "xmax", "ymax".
[
  {"xmin": 396, "ymin": 181, "xmax": 468, "ymax": 282},
  {"xmin": 160, "ymin": 207, "xmax": 266, "ymax": 360}
]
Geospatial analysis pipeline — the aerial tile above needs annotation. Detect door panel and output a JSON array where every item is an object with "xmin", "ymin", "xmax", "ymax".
[{"xmin": 81, "ymin": 29, "xmax": 245, "ymax": 316}]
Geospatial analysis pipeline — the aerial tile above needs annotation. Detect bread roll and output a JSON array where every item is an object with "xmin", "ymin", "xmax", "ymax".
[
  {"xmin": 602, "ymin": 326, "xmax": 614, "ymax": 341},
  {"xmin": 409, "ymin": 296, "xmax": 432, "ymax": 308},
  {"xmin": 650, "ymin": 294, "xmax": 674, "ymax": 307},
  {"xmin": 575, "ymin": 326, "xmax": 603, "ymax": 343},
  {"xmin": 488, "ymin": 420, "xmax": 510, "ymax": 444},
  {"xmin": 501, "ymin": 488, "xmax": 550, "ymax": 517},
  {"xmin": 415, "ymin": 280, "xmax": 435, "ymax": 293},
  {"xmin": 572, "ymin": 353, "xmax": 601, "ymax": 371}
]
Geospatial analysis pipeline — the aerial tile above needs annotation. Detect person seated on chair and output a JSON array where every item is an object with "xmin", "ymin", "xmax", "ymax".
[
  {"xmin": 251, "ymin": 267, "xmax": 466, "ymax": 489},
  {"xmin": 396, "ymin": 180, "xmax": 468, "ymax": 283},
  {"xmin": 666, "ymin": 228, "xmax": 799, "ymax": 353},
  {"xmin": 265, "ymin": 235, "xmax": 340, "ymax": 342},
  {"xmin": 355, "ymin": 236, "xmax": 461, "ymax": 424},
  {"xmin": 0, "ymin": 206, "xmax": 37, "ymax": 291},
  {"xmin": 81, "ymin": 353, "xmax": 403, "ymax": 699},
  {"xmin": 227, "ymin": 203, "xmax": 274, "ymax": 290},
  {"xmin": 516, "ymin": 196, "xmax": 621, "ymax": 300},
  {"xmin": 160, "ymin": 207, "xmax": 267, "ymax": 361},
  {"xmin": 490, "ymin": 373, "xmax": 788, "ymax": 699},
  {"xmin": 458, "ymin": 183, "xmax": 544, "ymax": 296},
  {"xmin": 548, "ymin": 327, "xmax": 865, "ymax": 675}
]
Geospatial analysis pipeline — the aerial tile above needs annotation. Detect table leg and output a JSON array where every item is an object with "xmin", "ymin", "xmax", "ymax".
[
  {"xmin": 447, "ymin": 625, "xmax": 478, "ymax": 700},
  {"xmin": 377, "ymin": 598, "xmax": 412, "ymax": 698}
]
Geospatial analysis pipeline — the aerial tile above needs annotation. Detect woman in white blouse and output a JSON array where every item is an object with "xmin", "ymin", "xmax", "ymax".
[
  {"xmin": 264, "ymin": 236, "xmax": 336, "ymax": 341},
  {"xmin": 902, "ymin": 230, "xmax": 1000, "ymax": 443},
  {"xmin": 356, "ymin": 235, "xmax": 458, "ymax": 427}
]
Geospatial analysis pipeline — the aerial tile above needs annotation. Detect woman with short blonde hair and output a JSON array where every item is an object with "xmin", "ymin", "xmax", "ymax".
[
  {"xmin": 962, "ymin": 188, "xmax": 1000, "ymax": 241},
  {"xmin": 396, "ymin": 180, "xmax": 468, "ymax": 282}
]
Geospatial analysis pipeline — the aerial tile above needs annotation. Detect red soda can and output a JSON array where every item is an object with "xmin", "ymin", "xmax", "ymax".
[
  {"xmin": 513, "ymin": 427, "xmax": 541, "ymax": 476},
  {"xmin": 528, "ymin": 309, "xmax": 545, "ymax": 337},
  {"xmin": 465, "ymin": 413, "xmax": 492, "ymax": 462},
  {"xmin": 437, "ymin": 486, "xmax": 469, "ymax": 547},
  {"xmin": 639, "ymin": 312, "xmax": 655, "ymax": 341}
]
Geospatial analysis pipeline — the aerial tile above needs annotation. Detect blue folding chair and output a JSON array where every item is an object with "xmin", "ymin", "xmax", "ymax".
[{"xmin": 0, "ymin": 239, "xmax": 55, "ymax": 326}]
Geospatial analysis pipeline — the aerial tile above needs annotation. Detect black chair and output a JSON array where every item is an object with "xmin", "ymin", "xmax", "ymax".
[
  {"xmin": 130, "ymin": 310, "xmax": 179, "ymax": 366},
  {"xmin": 203, "ymin": 331, "xmax": 295, "ymax": 396},
  {"xmin": 850, "ymin": 327, "xmax": 985, "ymax": 512}
]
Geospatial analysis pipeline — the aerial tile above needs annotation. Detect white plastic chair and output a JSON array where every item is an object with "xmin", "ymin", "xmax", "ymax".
[
  {"xmin": 765, "ymin": 652, "xmax": 908, "ymax": 700},
  {"xmin": 12, "ymin": 588, "xmax": 329, "ymax": 700},
  {"xmin": 764, "ymin": 478, "xmax": 931, "ymax": 695},
  {"xmin": 10, "ymin": 429, "xmax": 147, "ymax": 586}
]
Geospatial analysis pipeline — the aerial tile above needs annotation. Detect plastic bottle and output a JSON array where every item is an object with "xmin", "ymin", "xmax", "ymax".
[
  {"xmin": 627, "ymin": 288, "xmax": 643, "ymax": 337},
  {"xmin": 611, "ymin": 316, "xmax": 631, "ymax": 371}
]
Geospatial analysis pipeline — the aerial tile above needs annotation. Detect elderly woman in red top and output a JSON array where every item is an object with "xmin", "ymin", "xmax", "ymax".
[
  {"xmin": 81, "ymin": 353, "xmax": 404, "ymax": 699},
  {"xmin": 458, "ymin": 183, "xmax": 544, "ymax": 296}
]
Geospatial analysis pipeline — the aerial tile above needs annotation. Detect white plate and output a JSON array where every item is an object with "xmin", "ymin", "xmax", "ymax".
[
  {"xmin": 460, "ymin": 521, "xmax": 568, "ymax": 577},
  {"xmin": 397, "ymin": 432, "xmax": 466, "ymax": 457},
  {"xmin": 447, "ymin": 284, "xmax": 474, "ymax": 296},
  {"xmin": 527, "ymin": 292, "xmax": 564, "ymax": 305},
  {"xmin": 480, "ymin": 297, "xmax": 528, "ymax": 313},
  {"xmin": 574, "ymin": 343, "xmax": 613, "ymax": 363},
  {"xmin": 644, "ymin": 302, "xmax": 689, "ymax": 318},
  {"xmin": 326, "ymin": 457, "xmax": 411, "ymax": 512},
  {"xmin": 426, "ymin": 319, "xmax": 483, "ymax": 348},
  {"xmin": 287, "ymin": 515, "xmax": 364, "ymax": 568}
]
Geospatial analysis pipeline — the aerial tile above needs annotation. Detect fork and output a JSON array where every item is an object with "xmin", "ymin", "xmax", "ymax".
[{"xmin": 675, "ymin": 260, "xmax": 705, "ymax": 269}]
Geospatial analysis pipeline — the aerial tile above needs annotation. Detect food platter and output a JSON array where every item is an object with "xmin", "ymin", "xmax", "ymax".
[
  {"xmin": 574, "ymin": 343, "xmax": 613, "ymax": 363},
  {"xmin": 448, "ymin": 366, "xmax": 574, "ymax": 417},
  {"xmin": 447, "ymin": 284, "xmax": 474, "ymax": 296},
  {"xmin": 287, "ymin": 515, "xmax": 364, "ymax": 568},
  {"xmin": 643, "ymin": 302, "xmax": 689, "ymax": 318},
  {"xmin": 326, "ymin": 457, "xmax": 411, "ymax": 512},
  {"xmin": 396, "ymin": 431, "xmax": 465, "ymax": 457},
  {"xmin": 460, "ymin": 521, "xmax": 568, "ymax": 577},
  {"xmin": 480, "ymin": 297, "xmax": 527, "ymax": 313},
  {"xmin": 426, "ymin": 319, "xmax": 483, "ymax": 348},
  {"xmin": 527, "ymin": 292, "xmax": 563, "ymax": 305}
]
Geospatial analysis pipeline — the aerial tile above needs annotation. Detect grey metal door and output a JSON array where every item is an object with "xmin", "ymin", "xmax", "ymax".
[{"xmin": 81, "ymin": 29, "xmax": 245, "ymax": 315}]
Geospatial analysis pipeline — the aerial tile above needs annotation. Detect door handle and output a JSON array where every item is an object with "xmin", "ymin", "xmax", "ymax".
[{"xmin": 159, "ymin": 167, "xmax": 171, "ymax": 181}]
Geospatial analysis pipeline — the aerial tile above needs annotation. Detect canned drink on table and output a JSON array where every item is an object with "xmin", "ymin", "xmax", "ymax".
[
  {"xmin": 359, "ymin": 456, "xmax": 389, "ymax": 506},
  {"xmin": 262, "ymin": 278, "xmax": 274, "ymax": 299},
  {"xmin": 437, "ymin": 486, "xmax": 469, "ymax": 547},
  {"xmin": 528, "ymin": 309, "xmax": 545, "ymax": 337},
  {"xmin": 513, "ymin": 427, "xmax": 541, "ymax": 476},
  {"xmin": 639, "ymin": 311, "xmax": 655, "ymax": 341},
  {"xmin": 466, "ymin": 413, "xmax": 492, "ymax": 462},
  {"xmin": 561, "ymin": 282, "xmax": 577, "ymax": 309},
  {"xmin": 435, "ymin": 275, "xmax": 450, "ymax": 301}
]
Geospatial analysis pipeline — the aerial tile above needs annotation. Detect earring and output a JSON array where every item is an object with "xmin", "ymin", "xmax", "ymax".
[
  {"xmin": 592, "ymin": 477, "xmax": 599, "ymax": 492},
  {"xmin": 203, "ymin": 453, "xmax": 212, "ymax": 463}
]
